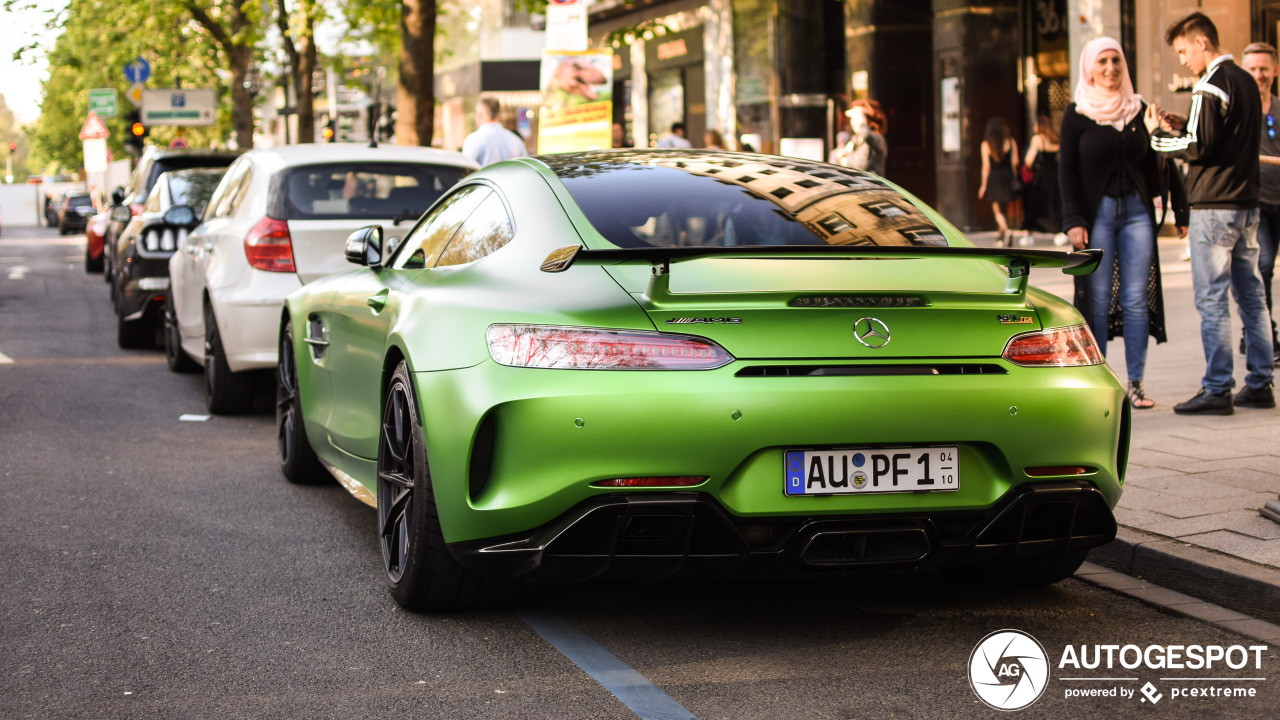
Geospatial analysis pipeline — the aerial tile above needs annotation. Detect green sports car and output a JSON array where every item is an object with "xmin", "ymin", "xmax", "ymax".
[{"xmin": 278, "ymin": 150, "xmax": 1125, "ymax": 611}]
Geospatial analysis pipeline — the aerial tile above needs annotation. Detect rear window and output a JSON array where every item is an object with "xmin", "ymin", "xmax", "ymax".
[
  {"xmin": 271, "ymin": 162, "xmax": 467, "ymax": 221},
  {"xmin": 66, "ymin": 195, "xmax": 94, "ymax": 208},
  {"xmin": 549, "ymin": 151, "xmax": 948, "ymax": 248},
  {"xmin": 167, "ymin": 170, "xmax": 226, "ymax": 211},
  {"xmin": 145, "ymin": 154, "xmax": 238, "ymax": 196}
]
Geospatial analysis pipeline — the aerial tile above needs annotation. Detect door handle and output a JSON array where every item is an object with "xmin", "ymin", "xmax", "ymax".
[{"xmin": 367, "ymin": 289, "xmax": 389, "ymax": 312}]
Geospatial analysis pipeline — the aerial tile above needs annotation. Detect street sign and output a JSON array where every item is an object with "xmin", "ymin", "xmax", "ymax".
[
  {"xmin": 126, "ymin": 84, "xmax": 143, "ymax": 107},
  {"xmin": 123, "ymin": 57, "xmax": 150, "ymax": 85},
  {"xmin": 546, "ymin": 3, "xmax": 587, "ymax": 51},
  {"xmin": 78, "ymin": 110, "xmax": 110, "ymax": 140},
  {"xmin": 141, "ymin": 88, "xmax": 216, "ymax": 126},
  {"xmin": 87, "ymin": 89, "xmax": 118, "ymax": 118}
]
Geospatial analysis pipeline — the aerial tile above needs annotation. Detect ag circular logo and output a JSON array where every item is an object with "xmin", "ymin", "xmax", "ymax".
[
  {"xmin": 853, "ymin": 317, "xmax": 891, "ymax": 348},
  {"xmin": 968, "ymin": 629, "xmax": 1049, "ymax": 711}
]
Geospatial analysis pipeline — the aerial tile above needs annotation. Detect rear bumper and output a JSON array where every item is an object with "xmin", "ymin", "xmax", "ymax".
[{"xmin": 447, "ymin": 481, "xmax": 1117, "ymax": 581}]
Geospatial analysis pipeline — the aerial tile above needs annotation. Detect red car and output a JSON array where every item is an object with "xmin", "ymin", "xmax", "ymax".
[{"xmin": 84, "ymin": 211, "xmax": 108, "ymax": 272}]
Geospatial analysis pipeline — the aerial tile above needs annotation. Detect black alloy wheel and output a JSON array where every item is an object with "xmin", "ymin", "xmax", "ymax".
[
  {"xmin": 203, "ymin": 303, "xmax": 255, "ymax": 414},
  {"xmin": 376, "ymin": 362, "xmax": 513, "ymax": 611},
  {"xmin": 163, "ymin": 296, "xmax": 199, "ymax": 373},
  {"xmin": 277, "ymin": 320, "xmax": 324, "ymax": 484}
]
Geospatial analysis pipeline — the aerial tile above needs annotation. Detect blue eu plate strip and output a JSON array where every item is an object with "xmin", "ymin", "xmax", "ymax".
[{"xmin": 785, "ymin": 450, "xmax": 806, "ymax": 495}]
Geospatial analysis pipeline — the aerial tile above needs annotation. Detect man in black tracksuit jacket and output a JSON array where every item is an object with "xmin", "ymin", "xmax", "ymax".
[{"xmin": 1148, "ymin": 12, "xmax": 1275, "ymax": 414}]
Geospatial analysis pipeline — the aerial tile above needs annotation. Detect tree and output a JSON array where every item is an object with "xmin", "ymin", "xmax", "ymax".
[
  {"xmin": 275, "ymin": 0, "xmax": 321, "ymax": 143},
  {"xmin": 395, "ymin": 0, "xmax": 436, "ymax": 147},
  {"xmin": 182, "ymin": 0, "xmax": 264, "ymax": 150}
]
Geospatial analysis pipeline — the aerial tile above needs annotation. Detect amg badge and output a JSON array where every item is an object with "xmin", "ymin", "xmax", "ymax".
[
  {"xmin": 665, "ymin": 317, "xmax": 743, "ymax": 325},
  {"xmin": 998, "ymin": 314, "xmax": 1034, "ymax": 325}
]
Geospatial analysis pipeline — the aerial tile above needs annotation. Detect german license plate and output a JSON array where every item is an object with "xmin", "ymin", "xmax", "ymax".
[{"xmin": 785, "ymin": 447, "xmax": 959, "ymax": 496}]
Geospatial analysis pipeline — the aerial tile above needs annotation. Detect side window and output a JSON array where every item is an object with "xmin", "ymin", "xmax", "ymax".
[
  {"xmin": 205, "ymin": 160, "xmax": 250, "ymax": 220},
  {"xmin": 143, "ymin": 182, "xmax": 163, "ymax": 213},
  {"xmin": 435, "ymin": 192, "xmax": 514, "ymax": 267},
  {"xmin": 392, "ymin": 184, "xmax": 492, "ymax": 270}
]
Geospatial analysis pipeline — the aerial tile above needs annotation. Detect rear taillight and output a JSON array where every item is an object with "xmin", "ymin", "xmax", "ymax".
[
  {"xmin": 591, "ymin": 476, "xmax": 707, "ymax": 488},
  {"xmin": 1002, "ymin": 324, "xmax": 1103, "ymax": 367},
  {"xmin": 243, "ymin": 217, "xmax": 295, "ymax": 272},
  {"xmin": 486, "ymin": 324, "xmax": 734, "ymax": 370}
]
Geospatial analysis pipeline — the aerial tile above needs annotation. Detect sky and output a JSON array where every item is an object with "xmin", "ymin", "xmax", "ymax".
[{"xmin": 1, "ymin": 1, "xmax": 64, "ymax": 124}]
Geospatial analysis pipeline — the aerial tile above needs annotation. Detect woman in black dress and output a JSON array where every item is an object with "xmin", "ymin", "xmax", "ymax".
[
  {"xmin": 1024, "ymin": 114, "xmax": 1063, "ymax": 237},
  {"xmin": 978, "ymin": 117, "xmax": 1019, "ymax": 246}
]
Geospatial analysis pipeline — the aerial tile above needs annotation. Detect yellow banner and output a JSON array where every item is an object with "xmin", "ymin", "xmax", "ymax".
[{"xmin": 538, "ymin": 49, "xmax": 613, "ymax": 154}]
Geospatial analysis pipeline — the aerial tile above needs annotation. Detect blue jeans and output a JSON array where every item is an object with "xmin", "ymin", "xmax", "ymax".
[
  {"xmin": 1088, "ymin": 193, "xmax": 1154, "ymax": 382},
  {"xmin": 1188, "ymin": 208, "xmax": 1274, "ymax": 393},
  {"xmin": 1257, "ymin": 202, "xmax": 1280, "ymax": 336}
]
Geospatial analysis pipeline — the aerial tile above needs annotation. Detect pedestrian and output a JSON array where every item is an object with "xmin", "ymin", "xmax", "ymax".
[
  {"xmin": 1060, "ymin": 37, "xmax": 1190, "ymax": 410},
  {"xmin": 704, "ymin": 129, "xmax": 729, "ymax": 150},
  {"xmin": 978, "ymin": 116, "xmax": 1020, "ymax": 246},
  {"xmin": 1149, "ymin": 12, "xmax": 1274, "ymax": 414},
  {"xmin": 657, "ymin": 122, "xmax": 693, "ymax": 148},
  {"xmin": 831, "ymin": 99, "xmax": 887, "ymax": 176},
  {"xmin": 461, "ymin": 96, "xmax": 527, "ymax": 167},
  {"xmin": 1242, "ymin": 41, "xmax": 1280, "ymax": 358},
  {"xmin": 1023, "ymin": 114, "xmax": 1063, "ymax": 241}
]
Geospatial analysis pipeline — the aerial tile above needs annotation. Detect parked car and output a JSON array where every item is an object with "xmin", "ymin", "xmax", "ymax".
[
  {"xmin": 277, "ymin": 149, "xmax": 1124, "ymax": 611},
  {"xmin": 101, "ymin": 148, "xmax": 239, "ymax": 279},
  {"xmin": 57, "ymin": 192, "xmax": 96, "ymax": 234},
  {"xmin": 166, "ymin": 144, "xmax": 477, "ymax": 413},
  {"xmin": 84, "ymin": 212, "xmax": 110, "ymax": 272},
  {"xmin": 45, "ymin": 193, "xmax": 64, "ymax": 227},
  {"xmin": 110, "ymin": 167, "xmax": 228, "ymax": 348}
]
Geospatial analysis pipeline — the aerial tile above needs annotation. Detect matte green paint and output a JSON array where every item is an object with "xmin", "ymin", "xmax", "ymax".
[{"xmin": 283, "ymin": 155, "xmax": 1126, "ymax": 546}]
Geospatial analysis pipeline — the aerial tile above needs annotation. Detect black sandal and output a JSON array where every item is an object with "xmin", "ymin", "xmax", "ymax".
[{"xmin": 1128, "ymin": 381, "xmax": 1154, "ymax": 409}]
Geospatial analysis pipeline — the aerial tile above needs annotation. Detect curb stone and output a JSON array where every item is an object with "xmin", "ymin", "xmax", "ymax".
[{"xmin": 1087, "ymin": 527, "xmax": 1280, "ymax": 626}]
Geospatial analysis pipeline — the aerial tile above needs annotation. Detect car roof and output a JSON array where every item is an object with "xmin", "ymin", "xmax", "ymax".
[{"xmin": 240, "ymin": 143, "xmax": 479, "ymax": 175}]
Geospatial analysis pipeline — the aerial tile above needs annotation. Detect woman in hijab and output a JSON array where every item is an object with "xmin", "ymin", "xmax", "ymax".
[{"xmin": 1060, "ymin": 37, "xmax": 1188, "ymax": 409}]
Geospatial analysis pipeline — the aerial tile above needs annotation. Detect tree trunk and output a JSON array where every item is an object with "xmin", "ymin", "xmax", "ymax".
[
  {"xmin": 296, "ymin": 15, "xmax": 316, "ymax": 143},
  {"xmin": 229, "ymin": 44, "xmax": 255, "ymax": 150},
  {"xmin": 397, "ymin": 0, "xmax": 435, "ymax": 147}
]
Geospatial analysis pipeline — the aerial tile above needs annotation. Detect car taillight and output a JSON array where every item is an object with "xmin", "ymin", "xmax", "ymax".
[
  {"xmin": 486, "ymin": 324, "xmax": 734, "ymax": 370},
  {"xmin": 1002, "ymin": 324, "xmax": 1103, "ymax": 367},
  {"xmin": 591, "ymin": 476, "xmax": 707, "ymax": 488},
  {"xmin": 243, "ymin": 217, "xmax": 295, "ymax": 272},
  {"xmin": 130, "ymin": 203, "xmax": 144, "ymax": 216}
]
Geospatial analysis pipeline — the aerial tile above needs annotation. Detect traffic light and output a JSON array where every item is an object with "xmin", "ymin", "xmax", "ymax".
[
  {"xmin": 124, "ymin": 110, "xmax": 148, "ymax": 153},
  {"xmin": 322, "ymin": 116, "xmax": 336, "ymax": 142},
  {"xmin": 6, "ymin": 142, "xmax": 15, "ymax": 153}
]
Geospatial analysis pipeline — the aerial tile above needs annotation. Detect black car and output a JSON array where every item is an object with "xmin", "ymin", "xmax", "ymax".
[
  {"xmin": 101, "ymin": 148, "xmax": 239, "ymax": 278},
  {"xmin": 58, "ymin": 192, "xmax": 96, "ymax": 234},
  {"xmin": 111, "ymin": 168, "xmax": 226, "ymax": 349}
]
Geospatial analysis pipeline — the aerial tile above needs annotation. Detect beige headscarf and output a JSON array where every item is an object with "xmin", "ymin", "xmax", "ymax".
[{"xmin": 1074, "ymin": 37, "xmax": 1143, "ymax": 130}]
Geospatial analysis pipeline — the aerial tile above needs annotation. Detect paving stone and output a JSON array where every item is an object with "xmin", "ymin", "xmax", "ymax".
[
  {"xmin": 1126, "ymin": 448, "xmax": 1196, "ymax": 470},
  {"xmin": 1122, "ymin": 463, "xmax": 1187, "ymax": 482},
  {"xmin": 1167, "ymin": 430, "xmax": 1280, "ymax": 456},
  {"xmin": 1123, "ymin": 474, "xmax": 1257, "ymax": 500},
  {"xmin": 1113, "ymin": 505, "xmax": 1174, "ymax": 530},
  {"xmin": 1142, "ymin": 511, "xmax": 1275, "ymax": 540},
  {"xmin": 1124, "ymin": 585, "xmax": 1201, "ymax": 607},
  {"xmin": 1214, "ymin": 618, "xmax": 1280, "ymax": 644},
  {"xmin": 1157, "ymin": 495, "xmax": 1275, "ymax": 520},
  {"xmin": 1185, "ymin": 468, "xmax": 1280, "ymax": 495},
  {"xmin": 1172, "ymin": 602, "xmax": 1253, "ymax": 624},
  {"xmin": 1180, "ymin": 530, "xmax": 1277, "ymax": 563},
  {"xmin": 1135, "ymin": 436, "xmax": 1256, "ymax": 461}
]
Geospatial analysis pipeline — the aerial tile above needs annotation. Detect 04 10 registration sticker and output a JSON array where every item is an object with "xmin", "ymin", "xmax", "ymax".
[{"xmin": 785, "ymin": 447, "xmax": 959, "ymax": 496}]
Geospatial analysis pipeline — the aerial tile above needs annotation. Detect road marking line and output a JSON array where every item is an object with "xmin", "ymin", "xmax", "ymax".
[
  {"xmin": 0, "ymin": 351, "xmax": 12, "ymax": 365},
  {"xmin": 519, "ymin": 610, "xmax": 697, "ymax": 720}
]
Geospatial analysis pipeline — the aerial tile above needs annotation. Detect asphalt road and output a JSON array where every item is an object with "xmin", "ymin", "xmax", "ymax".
[{"xmin": 1, "ymin": 226, "xmax": 1275, "ymax": 719}]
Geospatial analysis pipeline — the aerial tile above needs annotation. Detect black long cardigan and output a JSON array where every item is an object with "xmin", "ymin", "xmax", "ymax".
[{"xmin": 1059, "ymin": 101, "xmax": 1189, "ymax": 344}]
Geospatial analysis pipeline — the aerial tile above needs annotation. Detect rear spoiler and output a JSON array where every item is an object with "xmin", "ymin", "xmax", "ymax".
[{"xmin": 540, "ymin": 244, "xmax": 1102, "ymax": 297}]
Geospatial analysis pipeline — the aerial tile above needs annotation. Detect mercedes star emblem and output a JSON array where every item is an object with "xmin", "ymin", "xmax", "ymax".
[{"xmin": 853, "ymin": 317, "xmax": 891, "ymax": 348}]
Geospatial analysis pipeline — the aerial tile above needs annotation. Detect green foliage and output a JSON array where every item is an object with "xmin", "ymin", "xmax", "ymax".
[
  {"xmin": 0, "ymin": 93, "xmax": 31, "ymax": 180},
  {"xmin": 25, "ymin": 0, "xmax": 248, "ymax": 172}
]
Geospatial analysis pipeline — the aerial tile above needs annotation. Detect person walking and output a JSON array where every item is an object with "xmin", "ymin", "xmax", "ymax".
[
  {"xmin": 1024, "ymin": 114, "xmax": 1063, "ymax": 240},
  {"xmin": 657, "ymin": 122, "xmax": 693, "ymax": 149},
  {"xmin": 1149, "ymin": 12, "xmax": 1274, "ymax": 414},
  {"xmin": 831, "ymin": 99, "xmax": 887, "ymax": 176},
  {"xmin": 704, "ymin": 129, "xmax": 729, "ymax": 150},
  {"xmin": 978, "ymin": 117, "xmax": 1020, "ymax": 246},
  {"xmin": 461, "ymin": 97, "xmax": 527, "ymax": 167},
  {"xmin": 1242, "ymin": 42, "xmax": 1280, "ymax": 358},
  {"xmin": 1060, "ymin": 37, "xmax": 1190, "ymax": 410}
]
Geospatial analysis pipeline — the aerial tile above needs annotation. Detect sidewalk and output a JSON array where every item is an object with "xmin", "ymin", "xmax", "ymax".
[{"xmin": 973, "ymin": 228, "xmax": 1280, "ymax": 621}]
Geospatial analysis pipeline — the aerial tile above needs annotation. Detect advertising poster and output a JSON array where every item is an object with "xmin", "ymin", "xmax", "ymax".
[{"xmin": 537, "ymin": 48, "xmax": 612, "ymax": 154}]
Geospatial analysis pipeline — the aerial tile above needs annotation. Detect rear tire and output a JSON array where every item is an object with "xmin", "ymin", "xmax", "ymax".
[
  {"xmin": 163, "ymin": 296, "xmax": 199, "ymax": 373},
  {"xmin": 378, "ymin": 362, "xmax": 515, "ymax": 611},
  {"xmin": 85, "ymin": 246, "xmax": 103, "ymax": 273},
  {"xmin": 203, "ymin": 304, "xmax": 255, "ymax": 414},
  {"xmin": 116, "ymin": 310, "xmax": 154, "ymax": 349},
  {"xmin": 277, "ymin": 320, "xmax": 326, "ymax": 484}
]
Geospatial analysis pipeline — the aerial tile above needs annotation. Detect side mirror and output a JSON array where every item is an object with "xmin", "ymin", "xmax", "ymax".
[
  {"xmin": 110, "ymin": 205, "xmax": 133, "ymax": 223},
  {"xmin": 345, "ymin": 225, "xmax": 384, "ymax": 268},
  {"xmin": 162, "ymin": 204, "xmax": 198, "ymax": 227},
  {"xmin": 111, "ymin": 187, "xmax": 127, "ymax": 206}
]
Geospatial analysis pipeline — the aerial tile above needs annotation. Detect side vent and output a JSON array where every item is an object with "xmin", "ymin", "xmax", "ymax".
[{"xmin": 469, "ymin": 413, "xmax": 496, "ymax": 501}]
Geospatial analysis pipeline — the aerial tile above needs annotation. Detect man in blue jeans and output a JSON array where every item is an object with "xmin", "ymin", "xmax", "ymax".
[
  {"xmin": 1149, "ymin": 12, "xmax": 1274, "ymax": 414},
  {"xmin": 1242, "ymin": 42, "xmax": 1280, "ymax": 359}
]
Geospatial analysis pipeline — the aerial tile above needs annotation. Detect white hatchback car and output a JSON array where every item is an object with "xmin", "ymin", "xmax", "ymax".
[{"xmin": 165, "ymin": 144, "xmax": 478, "ymax": 413}]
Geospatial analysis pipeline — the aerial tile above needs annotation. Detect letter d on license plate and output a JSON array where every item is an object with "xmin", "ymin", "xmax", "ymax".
[{"xmin": 785, "ymin": 447, "xmax": 959, "ymax": 496}]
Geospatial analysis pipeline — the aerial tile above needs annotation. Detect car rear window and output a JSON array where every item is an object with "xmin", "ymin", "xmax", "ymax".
[
  {"xmin": 66, "ymin": 195, "xmax": 94, "ymax": 208},
  {"xmin": 548, "ymin": 151, "xmax": 948, "ymax": 248},
  {"xmin": 271, "ymin": 162, "xmax": 467, "ymax": 221},
  {"xmin": 167, "ymin": 170, "xmax": 226, "ymax": 211},
  {"xmin": 145, "ymin": 155, "xmax": 238, "ymax": 195}
]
